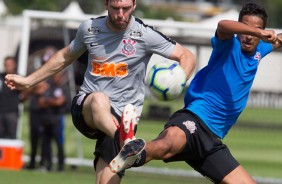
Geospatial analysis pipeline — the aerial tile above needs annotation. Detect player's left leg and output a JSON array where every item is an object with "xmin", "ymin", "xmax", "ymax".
[
  {"xmin": 148, "ymin": 126, "xmax": 186, "ymax": 159},
  {"xmin": 110, "ymin": 104, "xmax": 146, "ymax": 173},
  {"xmin": 118, "ymin": 104, "xmax": 139, "ymax": 144},
  {"xmin": 96, "ymin": 157, "xmax": 121, "ymax": 184},
  {"xmin": 220, "ymin": 165, "xmax": 256, "ymax": 184},
  {"xmin": 110, "ymin": 126, "xmax": 186, "ymax": 173},
  {"xmin": 109, "ymin": 138, "xmax": 146, "ymax": 173}
]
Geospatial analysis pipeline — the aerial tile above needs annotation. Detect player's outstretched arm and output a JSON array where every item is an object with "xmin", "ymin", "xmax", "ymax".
[
  {"xmin": 169, "ymin": 43, "xmax": 196, "ymax": 80},
  {"xmin": 217, "ymin": 20, "xmax": 269, "ymax": 40},
  {"xmin": 216, "ymin": 20, "xmax": 278, "ymax": 44},
  {"xmin": 5, "ymin": 45, "xmax": 82, "ymax": 91}
]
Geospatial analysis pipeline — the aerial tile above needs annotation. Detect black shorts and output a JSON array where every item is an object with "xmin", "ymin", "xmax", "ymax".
[
  {"xmin": 71, "ymin": 93, "xmax": 124, "ymax": 177},
  {"xmin": 163, "ymin": 109, "xmax": 239, "ymax": 183}
]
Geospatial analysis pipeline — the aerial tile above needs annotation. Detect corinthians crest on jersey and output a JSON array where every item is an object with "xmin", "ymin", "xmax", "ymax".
[{"xmin": 121, "ymin": 38, "xmax": 136, "ymax": 56}]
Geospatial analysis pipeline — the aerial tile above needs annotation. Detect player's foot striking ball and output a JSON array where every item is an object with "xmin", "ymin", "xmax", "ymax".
[{"xmin": 110, "ymin": 138, "xmax": 146, "ymax": 173}]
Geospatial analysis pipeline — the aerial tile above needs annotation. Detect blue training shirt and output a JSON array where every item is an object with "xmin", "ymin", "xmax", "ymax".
[{"xmin": 185, "ymin": 35, "xmax": 272, "ymax": 139}]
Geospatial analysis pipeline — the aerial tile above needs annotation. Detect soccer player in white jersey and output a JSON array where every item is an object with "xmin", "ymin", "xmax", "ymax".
[{"xmin": 5, "ymin": 0, "xmax": 195, "ymax": 183}]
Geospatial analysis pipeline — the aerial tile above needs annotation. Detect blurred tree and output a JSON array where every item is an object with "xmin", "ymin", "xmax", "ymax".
[
  {"xmin": 57, "ymin": 0, "xmax": 104, "ymax": 14},
  {"xmin": 4, "ymin": 0, "xmax": 182, "ymax": 21},
  {"xmin": 4, "ymin": 0, "xmax": 60, "ymax": 14},
  {"xmin": 265, "ymin": 0, "xmax": 282, "ymax": 28},
  {"xmin": 3, "ymin": 0, "xmax": 104, "ymax": 15},
  {"xmin": 3, "ymin": 0, "xmax": 281, "ymax": 27},
  {"xmin": 135, "ymin": 1, "xmax": 183, "ymax": 21}
]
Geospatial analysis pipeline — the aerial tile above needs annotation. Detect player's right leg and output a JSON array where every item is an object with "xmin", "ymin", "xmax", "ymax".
[
  {"xmin": 72, "ymin": 92, "xmax": 123, "ymax": 183},
  {"xmin": 82, "ymin": 93, "xmax": 142, "ymax": 147},
  {"xmin": 221, "ymin": 165, "xmax": 256, "ymax": 184},
  {"xmin": 82, "ymin": 92, "xmax": 118, "ymax": 138},
  {"xmin": 96, "ymin": 157, "xmax": 121, "ymax": 184},
  {"xmin": 144, "ymin": 126, "xmax": 186, "ymax": 161},
  {"xmin": 110, "ymin": 126, "xmax": 186, "ymax": 173}
]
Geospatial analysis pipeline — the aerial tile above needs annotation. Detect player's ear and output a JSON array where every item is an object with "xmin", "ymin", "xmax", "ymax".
[
  {"xmin": 104, "ymin": 0, "xmax": 108, "ymax": 10},
  {"xmin": 133, "ymin": 0, "xmax": 136, "ymax": 11}
]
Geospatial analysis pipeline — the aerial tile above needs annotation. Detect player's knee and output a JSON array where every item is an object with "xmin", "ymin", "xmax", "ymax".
[
  {"xmin": 89, "ymin": 92, "xmax": 110, "ymax": 107},
  {"xmin": 152, "ymin": 141, "xmax": 172, "ymax": 159},
  {"xmin": 153, "ymin": 129, "xmax": 179, "ymax": 159},
  {"xmin": 159, "ymin": 127, "xmax": 186, "ymax": 158}
]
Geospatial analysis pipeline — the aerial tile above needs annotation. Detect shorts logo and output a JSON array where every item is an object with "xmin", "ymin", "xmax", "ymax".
[
  {"xmin": 122, "ymin": 38, "xmax": 136, "ymax": 56},
  {"xmin": 182, "ymin": 121, "xmax": 197, "ymax": 134}
]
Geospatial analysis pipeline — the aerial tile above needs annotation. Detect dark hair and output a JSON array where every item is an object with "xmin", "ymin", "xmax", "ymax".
[
  {"xmin": 238, "ymin": 3, "xmax": 268, "ymax": 29},
  {"xmin": 106, "ymin": 0, "xmax": 136, "ymax": 3}
]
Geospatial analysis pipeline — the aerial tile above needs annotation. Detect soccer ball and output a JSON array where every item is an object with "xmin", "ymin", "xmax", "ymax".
[{"xmin": 146, "ymin": 62, "xmax": 187, "ymax": 101}]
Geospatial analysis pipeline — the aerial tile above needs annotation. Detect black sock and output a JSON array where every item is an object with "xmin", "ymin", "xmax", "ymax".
[
  {"xmin": 114, "ymin": 130, "xmax": 121, "ymax": 150},
  {"xmin": 131, "ymin": 150, "xmax": 146, "ymax": 167}
]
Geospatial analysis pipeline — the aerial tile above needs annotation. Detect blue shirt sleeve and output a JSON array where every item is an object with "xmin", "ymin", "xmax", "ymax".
[
  {"xmin": 257, "ymin": 40, "xmax": 273, "ymax": 60},
  {"xmin": 211, "ymin": 36, "xmax": 236, "ymax": 53}
]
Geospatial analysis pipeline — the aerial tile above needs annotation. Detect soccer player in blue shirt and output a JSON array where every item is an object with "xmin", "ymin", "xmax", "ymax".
[
  {"xmin": 5, "ymin": 0, "xmax": 195, "ymax": 183},
  {"xmin": 110, "ymin": 3, "xmax": 282, "ymax": 183}
]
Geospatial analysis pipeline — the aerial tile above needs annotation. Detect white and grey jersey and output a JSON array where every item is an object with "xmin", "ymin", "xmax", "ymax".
[{"xmin": 70, "ymin": 16, "xmax": 176, "ymax": 116}]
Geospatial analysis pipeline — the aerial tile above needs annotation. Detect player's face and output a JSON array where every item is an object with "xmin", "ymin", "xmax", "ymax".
[
  {"xmin": 105, "ymin": 0, "xmax": 136, "ymax": 31},
  {"xmin": 238, "ymin": 15, "xmax": 264, "ymax": 55}
]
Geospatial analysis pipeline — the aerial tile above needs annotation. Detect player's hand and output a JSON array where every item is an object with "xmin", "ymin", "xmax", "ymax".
[
  {"xmin": 276, "ymin": 33, "xmax": 282, "ymax": 45},
  {"xmin": 259, "ymin": 30, "xmax": 278, "ymax": 44},
  {"xmin": 5, "ymin": 74, "xmax": 30, "ymax": 91}
]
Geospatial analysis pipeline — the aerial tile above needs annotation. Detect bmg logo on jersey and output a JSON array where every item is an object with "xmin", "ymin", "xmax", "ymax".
[
  {"xmin": 122, "ymin": 38, "xmax": 136, "ymax": 56},
  {"xmin": 90, "ymin": 61, "xmax": 128, "ymax": 77}
]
